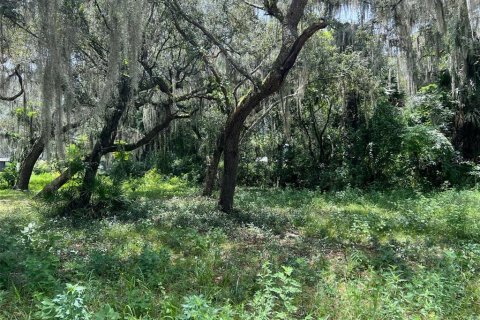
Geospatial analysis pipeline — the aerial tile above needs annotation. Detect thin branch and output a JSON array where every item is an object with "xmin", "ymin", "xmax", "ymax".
[
  {"xmin": 320, "ymin": 99, "xmax": 334, "ymax": 140},
  {"xmin": 240, "ymin": 93, "xmax": 296, "ymax": 143},
  {"xmin": 0, "ymin": 66, "xmax": 24, "ymax": 101},
  {"xmin": 233, "ymin": 60, "xmax": 265, "ymax": 106},
  {"xmin": 94, "ymin": 0, "xmax": 111, "ymax": 32},
  {"xmin": 241, "ymin": 0, "xmax": 264, "ymax": 10},
  {"xmin": 102, "ymin": 107, "xmax": 195, "ymax": 153},
  {"xmin": 167, "ymin": 1, "xmax": 262, "ymax": 89},
  {"xmin": 5, "ymin": 16, "xmax": 39, "ymax": 39},
  {"xmin": 170, "ymin": 15, "xmax": 233, "ymax": 111}
]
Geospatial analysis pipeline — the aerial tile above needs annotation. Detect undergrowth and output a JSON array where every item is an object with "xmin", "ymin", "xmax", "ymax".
[{"xmin": 0, "ymin": 175, "xmax": 479, "ymax": 319}]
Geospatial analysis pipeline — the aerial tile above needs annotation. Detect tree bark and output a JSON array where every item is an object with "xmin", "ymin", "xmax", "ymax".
[
  {"xmin": 35, "ymin": 166, "xmax": 78, "ymax": 198},
  {"xmin": 202, "ymin": 132, "xmax": 224, "ymax": 196},
  {"xmin": 68, "ymin": 75, "xmax": 131, "ymax": 208},
  {"xmin": 71, "ymin": 146, "xmax": 101, "ymax": 208},
  {"xmin": 15, "ymin": 122, "xmax": 81, "ymax": 191},
  {"xmin": 217, "ymin": 5, "xmax": 327, "ymax": 211},
  {"xmin": 219, "ymin": 129, "xmax": 242, "ymax": 211},
  {"xmin": 14, "ymin": 138, "xmax": 45, "ymax": 191}
]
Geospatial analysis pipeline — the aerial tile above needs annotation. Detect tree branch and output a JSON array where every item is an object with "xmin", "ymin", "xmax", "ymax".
[
  {"xmin": 94, "ymin": 0, "xmax": 111, "ymax": 32},
  {"xmin": 241, "ymin": 0, "xmax": 264, "ymax": 10},
  {"xmin": 170, "ymin": 15, "xmax": 234, "ymax": 112},
  {"xmin": 167, "ymin": 0, "xmax": 262, "ymax": 89},
  {"xmin": 263, "ymin": 0, "xmax": 284, "ymax": 22},
  {"xmin": 102, "ymin": 107, "xmax": 195, "ymax": 154},
  {"xmin": 5, "ymin": 15, "xmax": 39, "ymax": 39},
  {"xmin": 277, "ymin": 19, "xmax": 328, "ymax": 74},
  {"xmin": 240, "ymin": 93, "xmax": 296, "ymax": 143},
  {"xmin": 0, "ymin": 66, "xmax": 24, "ymax": 101}
]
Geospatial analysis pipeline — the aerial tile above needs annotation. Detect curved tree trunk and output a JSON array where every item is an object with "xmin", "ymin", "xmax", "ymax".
[
  {"xmin": 14, "ymin": 122, "xmax": 81, "ymax": 191},
  {"xmin": 37, "ymin": 110, "xmax": 182, "ymax": 199},
  {"xmin": 218, "ymin": 88, "xmax": 270, "ymax": 211},
  {"xmin": 14, "ymin": 138, "xmax": 45, "ymax": 190},
  {"xmin": 36, "ymin": 96, "xmax": 191, "ymax": 205},
  {"xmin": 218, "ymin": 16, "xmax": 328, "ymax": 211},
  {"xmin": 67, "ymin": 75, "xmax": 131, "ymax": 209},
  {"xmin": 169, "ymin": 0, "xmax": 327, "ymax": 211}
]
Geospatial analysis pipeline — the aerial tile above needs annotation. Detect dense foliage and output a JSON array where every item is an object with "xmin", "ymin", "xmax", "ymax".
[
  {"xmin": 0, "ymin": 177, "xmax": 480, "ymax": 319},
  {"xmin": 0, "ymin": 0, "xmax": 478, "ymax": 204},
  {"xmin": 0, "ymin": 0, "xmax": 480, "ymax": 318}
]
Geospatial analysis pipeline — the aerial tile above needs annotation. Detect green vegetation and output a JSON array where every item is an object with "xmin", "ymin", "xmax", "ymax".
[
  {"xmin": 1, "ymin": 175, "xmax": 479, "ymax": 319},
  {"xmin": 1, "ymin": 1, "xmax": 480, "ymax": 319}
]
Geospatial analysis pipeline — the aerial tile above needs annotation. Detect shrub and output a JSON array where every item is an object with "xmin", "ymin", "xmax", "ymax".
[
  {"xmin": 35, "ymin": 283, "xmax": 90, "ymax": 320},
  {"xmin": 180, "ymin": 295, "xmax": 233, "ymax": 320},
  {"xmin": 246, "ymin": 263, "xmax": 302, "ymax": 320},
  {"xmin": 0, "ymin": 162, "xmax": 18, "ymax": 189},
  {"xmin": 398, "ymin": 125, "xmax": 455, "ymax": 187}
]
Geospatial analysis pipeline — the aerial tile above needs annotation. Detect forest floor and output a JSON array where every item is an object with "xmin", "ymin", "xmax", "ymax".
[{"xmin": 1, "ymin": 174, "xmax": 480, "ymax": 319}]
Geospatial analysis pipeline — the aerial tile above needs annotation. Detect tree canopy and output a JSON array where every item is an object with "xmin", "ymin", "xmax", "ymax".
[{"xmin": 0, "ymin": 0, "xmax": 479, "ymax": 210}]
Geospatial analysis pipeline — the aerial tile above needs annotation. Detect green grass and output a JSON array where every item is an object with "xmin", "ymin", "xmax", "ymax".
[
  {"xmin": 0, "ymin": 176, "xmax": 479, "ymax": 319},
  {"xmin": 29, "ymin": 173, "xmax": 58, "ymax": 193},
  {"xmin": 123, "ymin": 170, "xmax": 198, "ymax": 199}
]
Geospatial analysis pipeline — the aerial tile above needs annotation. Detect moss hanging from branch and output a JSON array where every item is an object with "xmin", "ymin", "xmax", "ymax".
[{"xmin": 37, "ymin": 0, "xmax": 77, "ymax": 160}]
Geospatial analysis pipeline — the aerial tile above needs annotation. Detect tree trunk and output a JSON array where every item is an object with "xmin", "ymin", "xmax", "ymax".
[
  {"xmin": 218, "ymin": 129, "xmax": 241, "ymax": 211},
  {"xmin": 35, "ymin": 166, "xmax": 78, "ymax": 198},
  {"xmin": 218, "ymin": 17, "xmax": 328, "ymax": 211},
  {"xmin": 219, "ymin": 90, "xmax": 264, "ymax": 211},
  {"xmin": 68, "ymin": 76, "xmax": 131, "ymax": 209},
  {"xmin": 202, "ymin": 133, "xmax": 224, "ymax": 196},
  {"xmin": 71, "ymin": 143, "xmax": 103, "ymax": 208},
  {"xmin": 37, "ymin": 107, "xmax": 182, "ymax": 198},
  {"xmin": 169, "ymin": 0, "xmax": 326, "ymax": 211},
  {"xmin": 14, "ymin": 138, "xmax": 45, "ymax": 191}
]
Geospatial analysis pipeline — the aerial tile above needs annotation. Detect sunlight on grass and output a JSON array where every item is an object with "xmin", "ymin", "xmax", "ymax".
[
  {"xmin": 124, "ymin": 170, "xmax": 197, "ymax": 199},
  {"xmin": 29, "ymin": 172, "xmax": 58, "ymax": 192},
  {"xmin": 1, "ymin": 186, "xmax": 480, "ymax": 318},
  {"xmin": 0, "ymin": 189, "xmax": 29, "ymax": 201}
]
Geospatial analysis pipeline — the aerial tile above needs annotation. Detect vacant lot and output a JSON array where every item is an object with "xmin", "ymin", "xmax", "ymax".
[{"xmin": 1, "ymin": 178, "xmax": 480, "ymax": 319}]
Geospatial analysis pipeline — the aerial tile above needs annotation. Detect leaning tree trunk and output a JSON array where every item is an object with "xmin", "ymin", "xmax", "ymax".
[
  {"xmin": 218, "ymin": 88, "xmax": 271, "ymax": 211},
  {"xmin": 36, "ymin": 166, "xmax": 77, "ymax": 198},
  {"xmin": 71, "ymin": 144, "xmax": 103, "ymax": 208},
  {"xmin": 218, "ymin": 12, "xmax": 327, "ymax": 211},
  {"xmin": 69, "ymin": 75, "xmax": 131, "ymax": 209},
  {"xmin": 15, "ymin": 122, "xmax": 81, "ymax": 191},
  {"xmin": 36, "ymin": 104, "xmax": 183, "ymax": 199},
  {"xmin": 14, "ymin": 138, "xmax": 45, "ymax": 190},
  {"xmin": 168, "ymin": 0, "xmax": 326, "ymax": 211}
]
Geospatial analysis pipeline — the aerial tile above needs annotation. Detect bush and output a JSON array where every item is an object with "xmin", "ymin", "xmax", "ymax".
[
  {"xmin": 33, "ymin": 160, "xmax": 55, "ymax": 174},
  {"xmin": 180, "ymin": 295, "xmax": 233, "ymax": 320},
  {"xmin": 398, "ymin": 125, "xmax": 455, "ymax": 187},
  {"xmin": 109, "ymin": 151, "xmax": 146, "ymax": 183},
  {"xmin": 247, "ymin": 263, "xmax": 302, "ymax": 320},
  {"xmin": 134, "ymin": 245, "xmax": 172, "ymax": 283},
  {"xmin": 35, "ymin": 284, "xmax": 122, "ymax": 320},
  {"xmin": 178, "ymin": 263, "xmax": 302, "ymax": 320},
  {"xmin": 0, "ymin": 162, "xmax": 17, "ymax": 189},
  {"xmin": 35, "ymin": 283, "xmax": 90, "ymax": 320}
]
